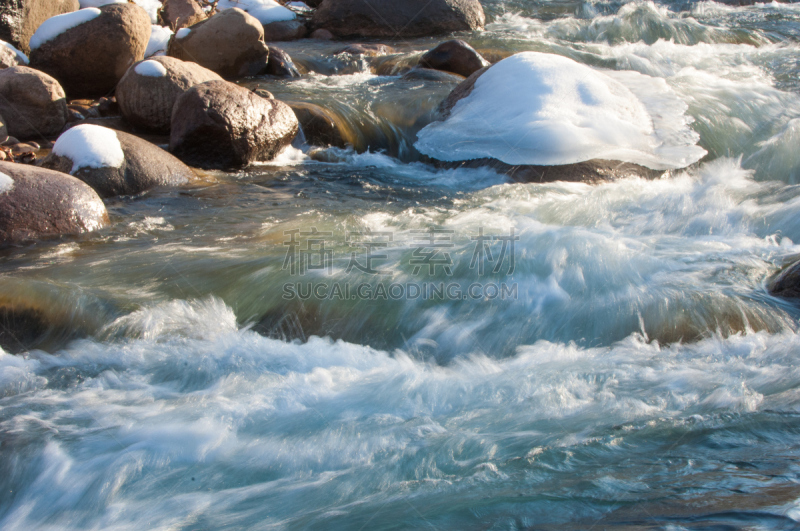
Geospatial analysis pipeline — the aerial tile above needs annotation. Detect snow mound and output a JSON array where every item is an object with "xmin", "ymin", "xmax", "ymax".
[
  {"xmin": 217, "ymin": 0, "xmax": 296, "ymax": 24},
  {"xmin": 415, "ymin": 52, "xmax": 707, "ymax": 171},
  {"xmin": 79, "ymin": 0, "xmax": 160, "ymax": 23},
  {"xmin": 0, "ymin": 40, "xmax": 28, "ymax": 65},
  {"xmin": 0, "ymin": 172, "xmax": 13, "ymax": 194},
  {"xmin": 175, "ymin": 27, "xmax": 191, "ymax": 39},
  {"xmin": 30, "ymin": 8, "xmax": 102, "ymax": 51},
  {"xmin": 145, "ymin": 25, "xmax": 173, "ymax": 58},
  {"xmin": 53, "ymin": 125, "xmax": 125, "ymax": 173},
  {"xmin": 135, "ymin": 59, "xmax": 168, "ymax": 77}
]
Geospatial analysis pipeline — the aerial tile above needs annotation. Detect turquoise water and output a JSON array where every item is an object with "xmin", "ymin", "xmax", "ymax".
[{"xmin": 4, "ymin": 1, "xmax": 800, "ymax": 528}]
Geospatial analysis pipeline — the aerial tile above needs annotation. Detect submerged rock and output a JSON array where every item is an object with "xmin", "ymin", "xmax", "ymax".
[
  {"xmin": 419, "ymin": 39, "xmax": 490, "ymax": 78},
  {"xmin": 768, "ymin": 260, "xmax": 800, "ymax": 299},
  {"xmin": 0, "ymin": 66, "xmax": 69, "ymax": 140},
  {"xmin": 264, "ymin": 46, "xmax": 300, "ymax": 77},
  {"xmin": 289, "ymin": 101, "xmax": 348, "ymax": 148},
  {"xmin": 0, "ymin": 0, "xmax": 79, "ymax": 55},
  {"xmin": 170, "ymin": 80, "xmax": 299, "ymax": 169},
  {"xmin": 402, "ymin": 68, "xmax": 465, "ymax": 83},
  {"xmin": 116, "ymin": 56, "xmax": 222, "ymax": 133},
  {"xmin": 336, "ymin": 44, "xmax": 395, "ymax": 57},
  {"xmin": 29, "ymin": 4, "xmax": 151, "ymax": 98},
  {"xmin": 416, "ymin": 52, "xmax": 706, "ymax": 182},
  {"xmin": 167, "ymin": 8, "xmax": 269, "ymax": 79},
  {"xmin": 312, "ymin": 0, "xmax": 485, "ymax": 38},
  {"xmin": 40, "ymin": 124, "xmax": 193, "ymax": 197},
  {"xmin": 0, "ymin": 161, "xmax": 108, "ymax": 244}
]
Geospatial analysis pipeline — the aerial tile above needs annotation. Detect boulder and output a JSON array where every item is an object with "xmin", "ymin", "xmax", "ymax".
[
  {"xmin": 415, "ymin": 52, "xmax": 706, "ymax": 183},
  {"xmin": 159, "ymin": 0, "xmax": 206, "ymax": 30},
  {"xmin": 288, "ymin": 101, "xmax": 348, "ymax": 148},
  {"xmin": 0, "ymin": 113, "xmax": 7, "ymax": 143},
  {"xmin": 29, "ymin": 4, "xmax": 151, "ymax": 98},
  {"xmin": 0, "ymin": 40, "xmax": 28, "ymax": 68},
  {"xmin": 0, "ymin": 161, "xmax": 108, "ymax": 244},
  {"xmin": 265, "ymin": 46, "xmax": 300, "ymax": 77},
  {"xmin": 0, "ymin": 0, "xmax": 79, "ymax": 55},
  {"xmin": 39, "ymin": 124, "xmax": 194, "ymax": 197},
  {"xmin": 419, "ymin": 39, "xmax": 489, "ymax": 78},
  {"xmin": 768, "ymin": 259, "xmax": 800, "ymax": 299},
  {"xmin": 309, "ymin": 28, "xmax": 333, "ymax": 40},
  {"xmin": 312, "ymin": 0, "xmax": 485, "ymax": 38},
  {"xmin": 170, "ymin": 80, "xmax": 299, "ymax": 169},
  {"xmin": 116, "ymin": 56, "xmax": 222, "ymax": 133},
  {"xmin": 263, "ymin": 19, "xmax": 307, "ymax": 41},
  {"xmin": 0, "ymin": 66, "xmax": 68, "ymax": 140},
  {"xmin": 167, "ymin": 8, "xmax": 269, "ymax": 79}
]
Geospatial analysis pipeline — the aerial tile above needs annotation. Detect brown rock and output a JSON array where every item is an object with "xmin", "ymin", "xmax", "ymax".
[
  {"xmin": 116, "ymin": 56, "xmax": 222, "ymax": 133},
  {"xmin": 170, "ymin": 80, "xmax": 299, "ymax": 169},
  {"xmin": 40, "ymin": 125, "xmax": 194, "ymax": 198},
  {"xmin": 159, "ymin": 0, "xmax": 206, "ymax": 30},
  {"xmin": 0, "ymin": 43, "xmax": 25, "ymax": 69},
  {"xmin": 167, "ymin": 8, "xmax": 269, "ymax": 79},
  {"xmin": 288, "ymin": 101, "xmax": 348, "ymax": 148},
  {"xmin": 0, "ymin": 112, "xmax": 6, "ymax": 143},
  {"xmin": 419, "ymin": 39, "xmax": 490, "ymax": 78},
  {"xmin": 29, "ymin": 4, "xmax": 151, "ymax": 98},
  {"xmin": 263, "ymin": 19, "xmax": 307, "ymax": 41},
  {"xmin": 0, "ymin": 66, "xmax": 68, "ymax": 140},
  {"xmin": 309, "ymin": 28, "xmax": 333, "ymax": 40},
  {"xmin": 0, "ymin": 161, "xmax": 108, "ymax": 244},
  {"xmin": 312, "ymin": 0, "xmax": 485, "ymax": 38},
  {"xmin": 0, "ymin": 0, "xmax": 79, "ymax": 55}
]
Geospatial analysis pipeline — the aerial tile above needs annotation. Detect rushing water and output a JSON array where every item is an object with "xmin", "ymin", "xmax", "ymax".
[{"xmin": 4, "ymin": 1, "xmax": 800, "ymax": 529}]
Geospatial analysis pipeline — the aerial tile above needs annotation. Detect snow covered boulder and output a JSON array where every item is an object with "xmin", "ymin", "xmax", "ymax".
[
  {"xmin": 0, "ymin": 161, "xmax": 108, "ymax": 244},
  {"xmin": 39, "ymin": 124, "xmax": 193, "ymax": 197},
  {"xmin": 415, "ymin": 52, "xmax": 707, "ymax": 182},
  {"xmin": 419, "ymin": 40, "xmax": 489, "ymax": 78},
  {"xmin": 0, "ymin": 66, "xmax": 68, "ymax": 140},
  {"xmin": 167, "ymin": 8, "xmax": 269, "ymax": 79},
  {"xmin": 0, "ymin": 40, "xmax": 29, "ymax": 68},
  {"xmin": 0, "ymin": 0, "xmax": 79, "ymax": 55},
  {"xmin": 29, "ymin": 4, "xmax": 151, "ymax": 98},
  {"xmin": 116, "ymin": 56, "xmax": 222, "ymax": 133},
  {"xmin": 312, "ymin": 0, "xmax": 485, "ymax": 38},
  {"xmin": 159, "ymin": 0, "xmax": 206, "ymax": 30},
  {"xmin": 169, "ymin": 80, "xmax": 298, "ymax": 169},
  {"xmin": 78, "ymin": 0, "xmax": 162, "ymax": 24}
]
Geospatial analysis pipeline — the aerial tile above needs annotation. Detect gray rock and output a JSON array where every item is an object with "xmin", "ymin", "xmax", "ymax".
[
  {"xmin": 768, "ymin": 259, "xmax": 800, "ymax": 299},
  {"xmin": 312, "ymin": 0, "xmax": 485, "ymax": 38},
  {"xmin": 263, "ymin": 19, "xmax": 307, "ymax": 41},
  {"xmin": 419, "ymin": 39, "xmax": 490, "ymax": 78}
]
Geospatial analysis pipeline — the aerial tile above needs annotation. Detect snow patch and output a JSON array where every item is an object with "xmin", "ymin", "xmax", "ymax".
[
  {"xmin": 135, "ymin": 59, "xmax": 168, "ymax": 77},
  {"xmin": 30, "ymin": 8, "xmax": 102, "ymax": 51},
  {"xmin": 217, "ymin": 0, "xmax": 296, "ymax": 24},
  {"xmin": 0, "ymin": 39, "xmax": 28, "ymax": 65},
  {"xmin": 53, "ymin": 124, "xmax": 125, "ymax": 173},
  {"xmin": 175, "ymin": 27, "xmax": 191, "ymax": 39},
  {"xmin": 0, "ymin": 172, "xmax": 13, "ymax": 194},
  {"xmin": 415, "ymin": 52, "xmax": 706, "ymax": 171},
  {"xmin": 79, "ymin": 0, "xmax": 160, "ymax": 23},
  {"xmin": 145, "ymin": 25, "xmax": 173, "ymax": 57}
]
